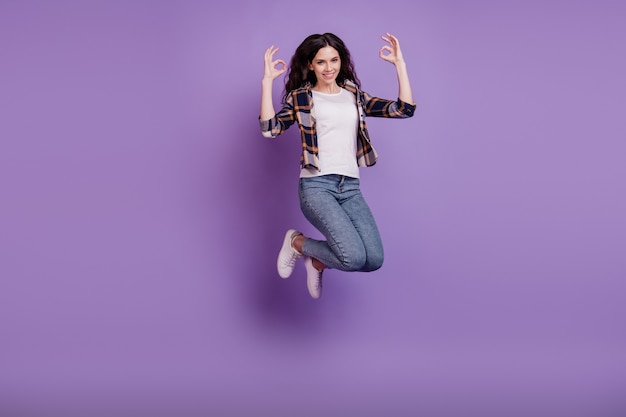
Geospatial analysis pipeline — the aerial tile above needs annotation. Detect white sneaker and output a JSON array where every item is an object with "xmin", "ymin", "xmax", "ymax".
[
  {"xmin": 277, "ymin": 229, "xmax": 302, "ymax": 279},
  {"xmin": 305, "ymin": 257, "xmax": 323, "ymax": 299}
]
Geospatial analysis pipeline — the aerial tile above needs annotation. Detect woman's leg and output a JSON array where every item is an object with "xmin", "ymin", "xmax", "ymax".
[
  {"xmin": 297, "ymin": 175, "xmax": 383, "ymax": 272},
  {"xmin": 338, "ymin": 184, "xmax": 384, "ymax": 272}
]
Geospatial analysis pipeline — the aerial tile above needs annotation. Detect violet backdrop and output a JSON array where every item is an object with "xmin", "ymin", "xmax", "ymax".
[{"xmin": 1, "ymin": 0, "xmax": 625, "ymax": 416}]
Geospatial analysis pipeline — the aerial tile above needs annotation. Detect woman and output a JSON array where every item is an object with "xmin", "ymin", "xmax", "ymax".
[{"xmin": 259, "ymin": 32, "xmax": 415, "ymax": 299}]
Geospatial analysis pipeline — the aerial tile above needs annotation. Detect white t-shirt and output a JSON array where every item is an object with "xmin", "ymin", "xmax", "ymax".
[{"xmin": 300, "ymin": 88, "xmax": 360, "ymax": 178}]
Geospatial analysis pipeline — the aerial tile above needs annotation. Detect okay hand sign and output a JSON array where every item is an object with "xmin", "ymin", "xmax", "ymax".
[
  {"xmin": 379, "ymin": 33, "xmax": 406, "ymax": 66},
  {"xmin": 264, "ymin": 45, "xmax": 287, "ymax": 81}
]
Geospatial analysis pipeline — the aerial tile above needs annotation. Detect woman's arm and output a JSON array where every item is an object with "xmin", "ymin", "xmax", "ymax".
[
  {"xmin": 379, "ymin": 33, "xmax": 414, "ymax": 105},
  {"xmin": 260, "ymin": 45, "xmax": 287, "ymax": 121}
]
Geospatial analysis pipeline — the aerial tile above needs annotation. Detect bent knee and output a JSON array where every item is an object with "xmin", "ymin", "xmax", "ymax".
[
  {"xmin": 339, "ymin": 251, "xmax": 367, "ymax": 272},
  {"xmin": 339, "ymin": 253, "xmax": 384, "ymax": 272},
  {"xmin": 362, "ymin": 254, "xmax": 384, "ymax": 272}
]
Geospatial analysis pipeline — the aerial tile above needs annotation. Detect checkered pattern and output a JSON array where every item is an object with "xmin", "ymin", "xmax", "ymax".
[{"xmin": 259, "ymin": 80, "xmax": 416, "ymax": 171}]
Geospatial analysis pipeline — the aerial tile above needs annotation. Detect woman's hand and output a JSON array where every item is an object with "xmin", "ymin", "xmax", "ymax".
[
  {"xmin": 264, "ymin": 45, "xmax": 287, "ymax": 81},
  {"xmin": 379, "ymin": 33, "xmax": 414, "ymax": 104},
  {"xmin": 260, "ymin": 45, "xmax": 286, "ymax": 120},
  {"xmin": 379, "ymin": 33, "xmax": 405, "ymax": 66}
]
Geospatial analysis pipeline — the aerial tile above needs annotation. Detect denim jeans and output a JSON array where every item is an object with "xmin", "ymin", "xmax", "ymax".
[{"xmin": 298, "ymin": 175, "xmax": 384, "ymax": 272}]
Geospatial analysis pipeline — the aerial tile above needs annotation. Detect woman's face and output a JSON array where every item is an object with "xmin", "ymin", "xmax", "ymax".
[{"xmin": 308, "ymin": 46, "xmax": 341, "ymax": 87}]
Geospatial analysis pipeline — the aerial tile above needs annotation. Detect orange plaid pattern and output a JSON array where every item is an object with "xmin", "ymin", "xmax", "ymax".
[{"xmin": 260, "ymin": 80, "xmax": 415, "ymax": 171}]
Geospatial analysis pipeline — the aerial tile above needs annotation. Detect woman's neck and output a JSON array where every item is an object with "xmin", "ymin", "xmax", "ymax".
[{"xmin": 312, "ymin": 83, "xmax": 341, "ymax": 94}]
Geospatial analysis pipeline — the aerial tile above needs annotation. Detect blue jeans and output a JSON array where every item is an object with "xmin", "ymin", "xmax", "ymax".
[{"xmin": 298, "ymin": 175, "xmax": 384, "ymax": 272}]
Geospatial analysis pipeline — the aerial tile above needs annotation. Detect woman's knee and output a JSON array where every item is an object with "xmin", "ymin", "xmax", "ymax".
[
  {"xmin": 336, "ymin": 243, "xmax": 384, "ymax": 272},
  {"xmin": 339, "ymin": 248, "xmax": 367, "ymax": 271},
  {"xmin": 362, "ymin": 252, "xmax": 384, "ymax": 272}
]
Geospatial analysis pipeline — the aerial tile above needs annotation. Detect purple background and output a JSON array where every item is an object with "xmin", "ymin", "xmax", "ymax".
[{"xmin": 1, "ymin": 0, "xmax": 625, "ymax": 416}]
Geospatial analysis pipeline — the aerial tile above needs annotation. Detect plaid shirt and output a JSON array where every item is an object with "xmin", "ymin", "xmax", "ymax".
[{"xmin": 259, "ymin": 80, "xmax": 415, "ymax": 171}]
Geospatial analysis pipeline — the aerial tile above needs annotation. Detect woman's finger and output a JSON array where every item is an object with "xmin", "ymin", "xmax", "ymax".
[
  {"xmin": 274, "ymin": 59, "xmax": 286, "ymax": 71},
  {"xmin": 386, "ymin": 33, "xmax": 397, "ymax": 42},
  {"xmin": 379, "ymin": 45, "xmax": 392, "ymax": 55},
  {"xmin": 265, "ymin": 45, "xmax": 280, "ymax": 59}
]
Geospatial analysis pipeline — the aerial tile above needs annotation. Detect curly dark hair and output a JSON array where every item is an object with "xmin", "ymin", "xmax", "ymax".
[{"xmin": 282, "ymin": 33, "xmax": 360, "ymax": 102}]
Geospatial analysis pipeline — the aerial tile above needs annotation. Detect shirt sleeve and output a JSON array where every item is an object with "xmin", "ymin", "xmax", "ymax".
[
  {"xmin": 361, "ymin": 90, "xmax": 416, "ymax": 118},
  {"xmin": 259, "ymin": 93, "xmax": 297, "ymax": 138}
]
